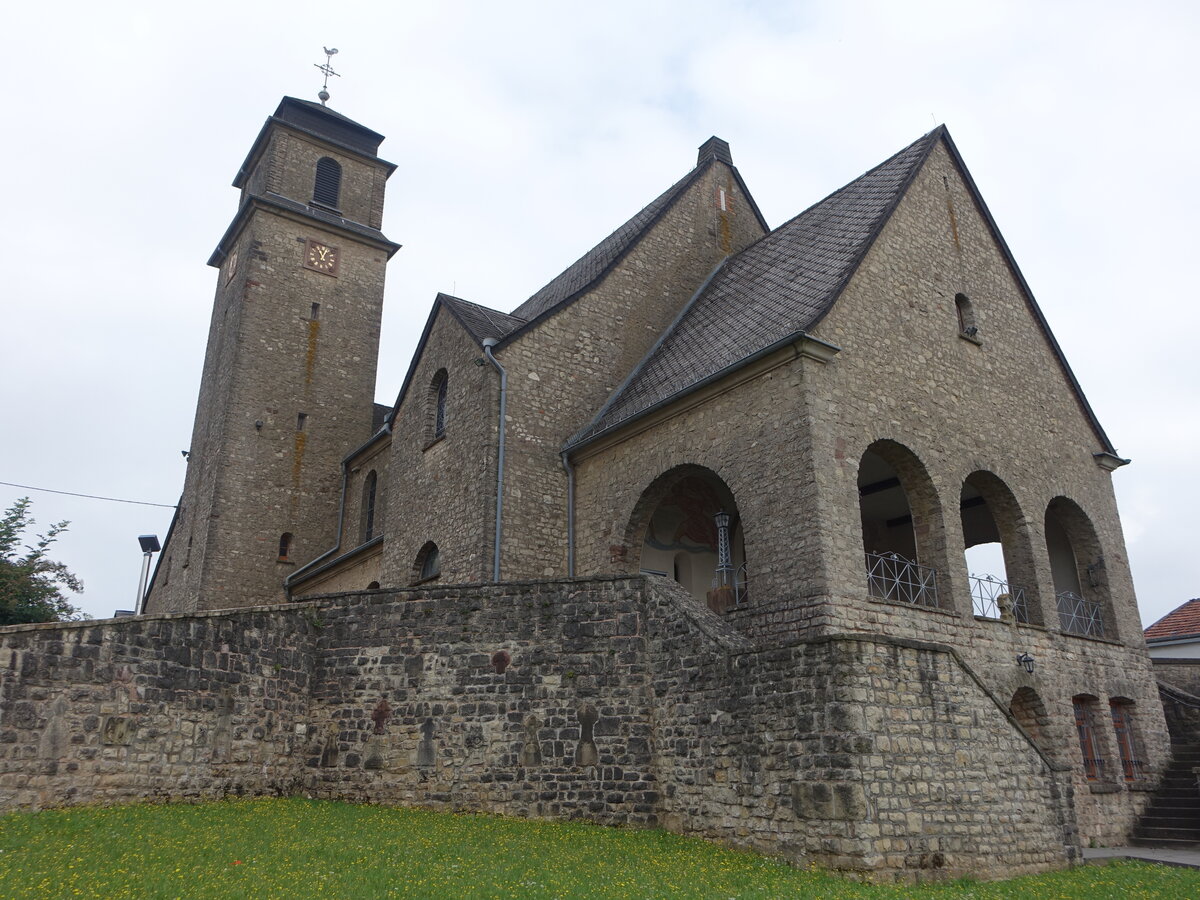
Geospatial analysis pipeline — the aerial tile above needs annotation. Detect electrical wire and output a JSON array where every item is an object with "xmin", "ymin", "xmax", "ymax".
[{"xmin": 0, "ymin": 481, "xmax": 176, "ymax": 509}]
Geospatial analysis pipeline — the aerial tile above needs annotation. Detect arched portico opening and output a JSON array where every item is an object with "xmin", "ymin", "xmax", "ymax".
[
  {"xmin": 858, "ymin": 441, "xmax": 946, "ymax": 609},
  {"xmin": 1046, "ymin": 497, "xmax": 1111, "ymax": 638},
  {"xmin": 961, "ymin": 471, "xmax": 1040, "ymax": 624},
  {"xmin": 625, "ymin": 465, "xmax": 746, "ymax": 613}
]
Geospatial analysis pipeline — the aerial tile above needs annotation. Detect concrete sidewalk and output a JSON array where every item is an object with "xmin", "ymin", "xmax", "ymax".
[{"xmin": 1084, "ymin": 846, "xmax": 1200, "ymax": 869}]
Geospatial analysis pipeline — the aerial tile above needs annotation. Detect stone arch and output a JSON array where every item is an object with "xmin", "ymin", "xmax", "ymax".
[
  {"xmin": 1009, "ymin": 686, "xmax": 1054, "ymax": 759},
  {"xmin": 858, "ymin": 440, "xmax": 949, "ymax": 609},
  {"xmin": 1045, "ymin": 497, "xmax": 1112, "ymax": 639},
  {"xmin": 960, "ymin": 471, "xmax": 1041, "ymax": 624},
  {"xmin": 622, "ymin": 464, "xmax": 746, "ymax": 612},
  {"xmin": 412, "ymin": 541, "xmax": 441, "ymax": 585}
]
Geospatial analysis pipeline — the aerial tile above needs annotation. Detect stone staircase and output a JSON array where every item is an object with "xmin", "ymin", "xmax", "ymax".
[{"xmin": 1130, "ymin": 742, "xmax": 1200, "ymax": 848}]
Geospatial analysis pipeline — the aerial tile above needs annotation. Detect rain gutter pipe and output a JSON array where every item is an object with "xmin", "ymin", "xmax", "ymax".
[{"xmin": 483, "ymin": 338, "xmax": 507, "ymax": 582}]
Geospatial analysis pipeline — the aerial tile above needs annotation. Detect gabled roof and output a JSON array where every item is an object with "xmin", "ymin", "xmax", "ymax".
[
  {"xmin": 386, "ymin": 293, "xmax": 521, "ymax": 428},
  {"xmin": 441, "ymin": 295, "xmax": 525, "ymax": 344},
  {"xmin": 502, "ymin": 138, "xmax": 769, "ymax": 343},
  {"xmin": 1146, "ymin": 599, "xmax": 1200, "ymax": 641},
  {"xmin": 566, "ymin": 128, "xmax": 941, "ymax": 450},
  {"xmin": 566, "ymin": 127, "xmax": 1121, "ymax": 457}
]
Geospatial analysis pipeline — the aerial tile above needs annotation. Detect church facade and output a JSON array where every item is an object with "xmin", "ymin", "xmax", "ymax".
[{"xmin": 63, "ymin": 97, "xmax": 1169, "ymax": 873}]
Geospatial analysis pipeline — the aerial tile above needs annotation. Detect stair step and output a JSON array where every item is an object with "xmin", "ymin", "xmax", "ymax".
[
  {"xmin": 1132, "ymin": 828, "xmax": 1200, "ymax": 841},
  {"xmin": 1129, "ymin": 836, "xmax": 1200, "ymax": 849},
  {"xmin": 1138, "ymin": 817, "xmax": 1200, "ymax": 828}
]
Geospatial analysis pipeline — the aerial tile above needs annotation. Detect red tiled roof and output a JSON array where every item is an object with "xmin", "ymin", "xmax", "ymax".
[{"xmin": 1146, "ymin": 599, "xmax": 1200, "ymax": 640}]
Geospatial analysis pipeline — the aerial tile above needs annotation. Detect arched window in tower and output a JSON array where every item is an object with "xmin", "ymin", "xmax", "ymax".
[
  {"xmin": 313, "ymin": 157, "xmax": 342, "ymax": 209},
  {"xmin": 278, "ymin": 532, "xmax": 293, "ymax": 562},
  {"xmin": 361, "ymin": 470, "xmax": 378, "ymax": 543}
]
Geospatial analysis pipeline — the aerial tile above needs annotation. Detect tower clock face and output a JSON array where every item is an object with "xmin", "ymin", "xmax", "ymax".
[{"xmin": 304, "ymin": 239, "xmax": 340, "ymax": 275}]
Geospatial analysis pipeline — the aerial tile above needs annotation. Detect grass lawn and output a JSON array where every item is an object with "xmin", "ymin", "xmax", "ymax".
[{"xmin": 0, "ymin": 798, "xmax": 1197, "ymax": 899}]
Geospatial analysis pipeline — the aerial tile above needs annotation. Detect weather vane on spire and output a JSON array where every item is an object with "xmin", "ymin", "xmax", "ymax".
[{"xmin": 315, "ymin": 47, "xmax": 339, "ymax": 106}]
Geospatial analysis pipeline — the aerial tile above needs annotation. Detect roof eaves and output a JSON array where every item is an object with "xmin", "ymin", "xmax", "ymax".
[
  {"xmin": 728, "ymin": 164, "xmax": 770, "ymax": 234},
  {"xmin": 566, "ymin": 329, "xmax": 840, "ymax": 454},
  {"xmin": 232, "ymin": 116, "xmax": 398, "ymax": 191},
  {"xmin": 1146, "ymin": 632, "xmax": 1200, "ymax": 645},
  {"xmin": 440, "ymin": 295, "xmax": 524, "ymax": 345},
  {"xmin": 387, "ymin": 294, "xmax": 490, "ymax": 427},
  {"xmin": 496, "ymin": 161, "xmax": 714, "ymax": 350},
  {"xmin": 937, "ymin": 129, "xmax": 1119, "ymax": 457},
  {"xmin": 565, "ymin": 255, "xmax": 731, "ymax": 449},
  {"xmin": 208, "ymin": 193, "xmax": 400, "ymax": 267}
]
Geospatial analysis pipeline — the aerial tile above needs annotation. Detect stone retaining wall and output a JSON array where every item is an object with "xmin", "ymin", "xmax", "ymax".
[{"xmin": 1, "ymin": 576, "xmax": 1075, "ymax": 881}]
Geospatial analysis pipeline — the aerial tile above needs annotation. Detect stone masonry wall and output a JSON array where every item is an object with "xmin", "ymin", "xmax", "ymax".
[
  {"xmin": 644, "ymin": 580, "xmax": 1075, "ymax": 879},
  {"xmin": 803, "ymin": 140, "xmax": 1167, "ymax": 844},
  {"xmin": 495, "ymin": 160, "xmax": 767, "ymax": 580},
  {"xmin": 1, "ymin": 577, "xmax": 1080, "ymax": 881},
  {"xmin": 378, "ymin": 308, "xmax": 498, "ymax": 587},
  {"xmin": 148, "ymin": 119, "xmax": 391, "ymax": 614}
]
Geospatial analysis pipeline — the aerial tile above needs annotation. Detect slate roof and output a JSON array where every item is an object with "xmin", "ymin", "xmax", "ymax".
[
  {"xmin": 566, "ymin": 128, "xmax": 942, "ymax": 449},
  {"xmin": 441, "ymin": 295, "xmax": 526, "ymax": 344},
  {"xmin": 508, "ymin": 170, "xmax": 704, "ymax": 325},
  {"xmin": 1146, "ymin": 599, "xmax": 1200, "ymax": 640},
  {"xmin": 371, "ymin": 403, "xmax": 392, "ymax": 432}
]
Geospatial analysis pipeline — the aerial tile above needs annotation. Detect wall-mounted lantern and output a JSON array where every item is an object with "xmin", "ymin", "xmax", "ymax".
[{"xmin": 1016, "ymin": 652, "xmax": 1035, "ymax": 674}]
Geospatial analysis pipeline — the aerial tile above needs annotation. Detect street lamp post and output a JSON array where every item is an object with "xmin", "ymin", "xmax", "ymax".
[{"xmin": 135, "ymin": 534, "xmax": 161, "ymax": 615}]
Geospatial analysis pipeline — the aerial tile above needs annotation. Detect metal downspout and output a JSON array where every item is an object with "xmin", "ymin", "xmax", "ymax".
[
  {"xmin": 483, "ymin": 339, "xmax": 507, "ymax": 582},
  {"xmin": 561, "ymin": 450, "xmax": 575, "ymax": 577}
]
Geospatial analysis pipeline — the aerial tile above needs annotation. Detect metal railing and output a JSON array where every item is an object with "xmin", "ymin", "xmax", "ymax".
[
  {"xmin": 866, "ymin": 551, "xmax": 939, "ymax": 608},
  {"xmin": 969, "ymin": 574, "xmax": 1029, "ymax": 623},
  {"xmin": 1057, "ymin": 590, "xmax": 1104, "ymax": 637},
  {"xmin": 711, "ymin": 563, "xmax": 749, "ymax": 607}
]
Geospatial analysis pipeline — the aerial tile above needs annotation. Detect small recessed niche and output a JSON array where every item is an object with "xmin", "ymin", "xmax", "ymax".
[
  {"xmin": 311, "ymin": 303, "xmax": 321, "ymax": 320},
  {"xmin": 955, "ymin": 293, "xmax": 980, "ymax": 341},
  {"xmin": 296, "ymin": 412, "xmax": 308, "ymax": 432}
]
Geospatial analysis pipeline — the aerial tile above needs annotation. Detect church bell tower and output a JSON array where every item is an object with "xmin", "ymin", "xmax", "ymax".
[{"xmin": 145, "ymin": 95, "xmax": 399, "ymax": 613}]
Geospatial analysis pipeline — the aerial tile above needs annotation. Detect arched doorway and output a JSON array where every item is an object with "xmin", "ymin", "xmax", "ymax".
[{"xmin": 627, "ymin": 466, "xmax": 746, "ymax": 613}]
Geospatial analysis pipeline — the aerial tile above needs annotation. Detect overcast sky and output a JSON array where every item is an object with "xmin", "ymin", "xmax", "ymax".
[{"xmin": 2, "ymin": 1, "xmax": 1195, "ymax": 627}]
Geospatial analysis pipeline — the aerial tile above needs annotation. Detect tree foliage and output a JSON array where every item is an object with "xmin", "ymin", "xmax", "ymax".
[{"xmin": 0, "ymin": 497, "xmax": 86, "ymax": 625}]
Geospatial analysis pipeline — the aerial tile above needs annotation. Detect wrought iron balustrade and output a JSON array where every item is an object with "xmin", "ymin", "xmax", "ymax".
[
  {"xmin": 969, "ymin": 573, "xmax": 1029, "ymax": 623},
  {"xmin": 865, "ymin": 551, "xmax": 938, "ymax": 608},
  {"xmin": 1057, "ymin": 590, "xmax": 1104, "ymax": 637},
  {"xmin": 711, "ymin": 562, "xmax": 749, "ymax": 607}
]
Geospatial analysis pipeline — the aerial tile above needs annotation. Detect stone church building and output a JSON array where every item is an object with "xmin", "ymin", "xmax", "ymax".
[{"xmin": 0, "ymin": 97, "xmax": 1168, "ymax": 880}]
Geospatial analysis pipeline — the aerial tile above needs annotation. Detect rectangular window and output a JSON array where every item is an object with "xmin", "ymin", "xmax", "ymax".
[
  {"xmin": 311, "ymin": 303, "xmax": 320, "ymax": 320},
  {"xmin": 297, "ymin": 412, "xmax": 308, "ymax": 432}
]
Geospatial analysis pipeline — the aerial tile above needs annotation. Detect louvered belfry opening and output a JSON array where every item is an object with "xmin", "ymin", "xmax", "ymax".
[{"xmin": 313, "ymin": 157, "xmax": 342, "ymax": 208}]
